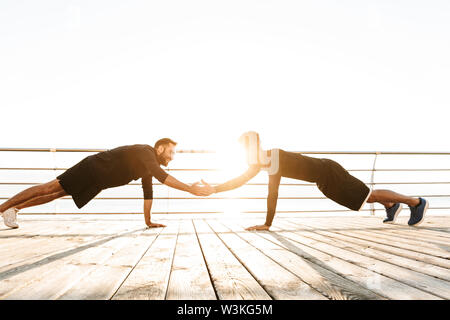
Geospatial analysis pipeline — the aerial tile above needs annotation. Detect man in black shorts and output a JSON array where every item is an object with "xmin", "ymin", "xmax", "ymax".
[
  {"xmin": 0, "ymin": 138, "xmax": 210, "ymax": 229},
  {"xmin": 201, "ymin": 132, "xmax": 429, "ymax": 230}
]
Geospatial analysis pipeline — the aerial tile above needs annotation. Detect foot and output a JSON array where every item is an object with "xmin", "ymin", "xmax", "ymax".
[
  {"xmin": 1, "ymin": 208, "xmax": 19, "ymax": 229},
  {"xmin": 383, "ymin": 203, "xmax": 402, "ymax": 224},
  {"xmin": 408, "ymin": 198, "xmax": 428, "ymax": 226}
]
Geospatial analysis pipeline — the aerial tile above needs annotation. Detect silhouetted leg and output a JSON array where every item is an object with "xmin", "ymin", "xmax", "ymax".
[
  {"xmin": 0, "ymin": 179, "xmax": 66, "ymax": 212},
  {"xmin": 367, "ymin": 189, "xmax": 420, "ymax": 208},
  {"xmin": 15, "ymin": 190, "xmax": 67, "ymax": 210}
]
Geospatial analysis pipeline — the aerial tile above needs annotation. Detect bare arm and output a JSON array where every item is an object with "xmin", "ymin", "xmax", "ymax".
[
  {"xmin": 264, "ymin": 174, "xmax": 281, "ymax": 227},
  {"xmin": 246, "ymin": 174, "xmax": 281, "ymax": 231},
  {"xmin": 163, "ymin": 175, "xmax": 190, "ymax": 192},
  {"xmin": 143, "ymin": 199, "xmax": 166, "ymax": 228},
  {"xmin": 163, "ymin": 175, "xmax": 210, "ymax": 196},
  {"xmin": 213, "ymin": 165, "xmax": 261, "ymax": 193}
]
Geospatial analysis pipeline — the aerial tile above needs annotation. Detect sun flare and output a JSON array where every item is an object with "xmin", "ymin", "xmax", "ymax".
[{"xmin": 214, "ymin": 140, "xmax": 248, "ymax": 179}]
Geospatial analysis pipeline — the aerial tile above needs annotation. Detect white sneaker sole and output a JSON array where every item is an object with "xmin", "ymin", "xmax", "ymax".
[{"xmin": 383, "ymin": 205, "xmax": 402, "ymax": 224}]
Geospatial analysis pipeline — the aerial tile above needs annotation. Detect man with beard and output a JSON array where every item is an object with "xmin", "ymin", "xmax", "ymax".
[{"xmin": 0, "ymin": 138, "xmax": 209, "ymax": 229}]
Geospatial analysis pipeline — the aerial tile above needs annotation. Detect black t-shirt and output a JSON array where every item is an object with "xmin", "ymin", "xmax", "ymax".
[{"xmin": 86, "ymin": 144, "xmax": 168, "ymax": 199}]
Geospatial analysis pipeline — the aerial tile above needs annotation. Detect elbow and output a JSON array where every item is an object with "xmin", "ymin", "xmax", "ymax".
[{"xmin": 161, "ymin": 175, "xmax": 169, "ymax": 185}]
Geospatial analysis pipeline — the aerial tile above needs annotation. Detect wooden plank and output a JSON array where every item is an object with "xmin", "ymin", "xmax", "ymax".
[
  {"xmin": 0, "ymin": 217, "xmax": 140, "ymax": 277},
  {"xmin": 193, "ymin": 219, "xmax": 271, "ymax": 300},
  {"xmin": 56, "ymin": 226, "xmax": 164, "ymax": 299},
  {"xmin": 0, "ymin": 221, "xmax": 84, "ymax": 259},
  {"xmin": 288, "ymin": 217, "xmax": 450, "ymax": 259},
  {"xmin": 0, "ymin": 218, "xmax": 135, "ymax": 278},
  {"xmin": 255, "ymin": 221, "xmax": 441, "ymax": 299},
  {"xmin": 372, "ymin": 228, "xmax": 450, "ymax": 245},
  {"xmin": 276, "ymin": 220, "xmax": 450, "ymax": 299},
  {"xmin": 0, "ymin": 224, "xmax": 150, "ymax": 299},
  {"xmin": 112, "ymin": 222, "xmax": 179, "ymax": 300},
  {"xmin": 220, "ymin": 219, "xmax": 384, "ymax": 300},
  {"xmin": 207, "ymin": 220, "xmax": 327, "ymax": 300},
  {"xmin": 291, "ymin": 219, "xmax": 449, "ymax": 248},
  {"xmin": 300, "ymin": 221, "xmax": 450, "ymax": 270},
  {"xmin": 290, "ymin": 218, "xmax": 450, "ymax": 267},
  {"xmin": 165, "ymin": 220, "xmax": 216, "ymax": 300},
  {"xmin": 0, "ymin": 220, "xmax": 126, "ymax": 273},
  {"xmin": 329, "ymin": 226, "xmax": 449, "ymax": 259},
  {"xmin": 287, "ymin": 216, "xmax": 450, "ymax": 280},
  {"xmin": 311, "ymin": 229, "xmax": 450, "ymax": 282},
  {"xmin": 330, "ymin": 216, "xmax": 450, "ymax": 239},
  {"xmin": 335, "ymin": 218, "xmax": 450, "ymax": 245}
]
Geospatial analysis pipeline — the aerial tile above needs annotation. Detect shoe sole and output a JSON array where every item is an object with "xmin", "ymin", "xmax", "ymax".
[
  {"xmin": 409, "ymin": 200, "xmax": 429, "ymax": 227},
  {"xmin": 383, "ymin": 205, "xmax": 402, "ymax": 224}
]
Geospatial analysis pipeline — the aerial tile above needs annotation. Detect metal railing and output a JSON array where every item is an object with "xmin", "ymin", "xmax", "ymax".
[{"xmin": 1, "ymin": 148, "xmax": 450, "ymax": 215}]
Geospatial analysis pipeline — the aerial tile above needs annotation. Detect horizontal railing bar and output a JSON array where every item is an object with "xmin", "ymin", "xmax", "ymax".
[
  {"xmin": 2, "ymin": 167, "xmax": 450, "ymax": 173},
  {"xmin": 0, "ymin": 167, "xmax": 218, "ymax": 171},
  {"xmin": 3, "ymin": 181, "xmax": 450, "ymax": 186},
  {"xmin": 16, "ymin": 207, "xmax": 450, "ymax": 215},
  {"xmin": 1, "ymin": 148, "xmax": 450, "ymax": 155},
  {"xmin": 0, "ymin": 148, "xmax": 216, "ymax": 153},
  {"xmin": 3, "ymin": 194, "xmax": 449, "ymax": 200}
]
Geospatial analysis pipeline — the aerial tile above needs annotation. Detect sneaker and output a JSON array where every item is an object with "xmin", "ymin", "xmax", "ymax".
[
  {"xmin": 383, "ymin": 203, "xmax": 402, "ymax": 224},
  {"xmin": 408, "ymin": 198, "xmax": 428, "ymax": 226},
  {"xmin": 1, "ymin": 208, "xmax": 19, "ymax": 229}
]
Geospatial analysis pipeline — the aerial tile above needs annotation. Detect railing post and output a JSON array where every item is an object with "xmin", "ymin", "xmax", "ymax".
[
  {"xmin": 370, "ymin": 152, "xmax": 380, "ymax": 216},
  {"xmin": 50, "ymin": 148, "xmax": 58, "ymax": 214}
]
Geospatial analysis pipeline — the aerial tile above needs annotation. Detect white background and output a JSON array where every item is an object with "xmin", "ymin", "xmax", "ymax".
[{"xmin": 1, "ymin": 0, "xmax": 449, "ymax": 152}]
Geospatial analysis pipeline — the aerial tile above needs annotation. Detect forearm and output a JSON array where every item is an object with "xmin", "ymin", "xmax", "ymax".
[
  {"xmin": 214, "ymin": 166, "xmax": 260, "ymax": 193},
  {"xmin": 143, "ymin": 199, "xmax": 153, "ymax": 224},
  {"xmin": 214, "ymin": 178, "xmax": 246, "ymax": 193},
  {"xmin": 163, "ymin": 175, "xmax": 190, "ymax": 192},
  {"xmin": 264, "ymin": 192, "xmax": 278, "ymax": 227}
]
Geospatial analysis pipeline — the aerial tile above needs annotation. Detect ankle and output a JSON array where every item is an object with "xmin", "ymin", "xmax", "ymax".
[{"xmin": 411, "ymin": 199, "xmax": 421, "ymax": 207}]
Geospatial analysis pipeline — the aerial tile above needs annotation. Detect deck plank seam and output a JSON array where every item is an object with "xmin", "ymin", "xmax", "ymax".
[
  {"xmin": 163, "ymin": 222, "xmax": 181, "ymax": 300},
  {"xmin": 277, "ymin": 221, "xmax": 447, "ymax": 299},
  {"xmin": 110, "ymin": 226, "xmax": 166, "ymax": 300},
  {"xmin": 216, "ymin": 220, "xmax": 330, "ymax": 300},
  {"xmin": 205, "ymin": 219, "xmax": 276, "ymax": 300}
]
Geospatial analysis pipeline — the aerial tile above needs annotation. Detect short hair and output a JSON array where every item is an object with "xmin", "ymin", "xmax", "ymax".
[{"xmin": 154, "ymin": 138, "xmax": 177, "ymax": 150}]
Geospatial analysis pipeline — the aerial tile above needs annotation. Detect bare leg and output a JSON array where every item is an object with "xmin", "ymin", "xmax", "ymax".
[
  {"xmin": 0, "ymin": 179, "xmax": 66, "ymax": 212},
  {"xmin": 367, "ymin": 189, "xmax": 420, "ymax": 208},
  {"xmin": 16, "ymin": 190, "xmax": 67, "ymax": 210}
]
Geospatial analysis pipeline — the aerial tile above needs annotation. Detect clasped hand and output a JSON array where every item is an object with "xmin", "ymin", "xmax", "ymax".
[{"xmin": 189, "ymin": 179, "xmax": 215, "ymax": 196}]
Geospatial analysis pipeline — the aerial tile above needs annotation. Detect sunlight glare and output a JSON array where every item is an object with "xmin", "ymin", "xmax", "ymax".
[{"xmin": 215, "ymin": 139, "xmax": 248, "ymax": 179}]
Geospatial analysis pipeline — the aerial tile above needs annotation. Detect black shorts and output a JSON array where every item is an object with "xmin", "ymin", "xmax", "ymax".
[
  {"xmin": 57, "ymin": 156, "xmax": 102, "ymax": 209},
  {"xmin": 316, "ymin": 159, "xmax": 371, "ymax": 211}
]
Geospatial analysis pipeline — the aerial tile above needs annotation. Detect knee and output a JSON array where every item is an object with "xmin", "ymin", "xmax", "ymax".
[{"xmin": 367, "ymin": 190, "xmax": 379, "ymax": 203}]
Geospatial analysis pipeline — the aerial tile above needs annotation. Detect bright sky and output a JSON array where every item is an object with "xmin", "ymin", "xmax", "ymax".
[{"xmin": 1, "ymin": 0, "xmax": 449, "ymax": 152}]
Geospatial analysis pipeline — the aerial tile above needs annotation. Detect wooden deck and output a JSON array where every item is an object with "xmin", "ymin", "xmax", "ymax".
[{"xmin": 0, "ymin": 214, "xmax": 449, "ymax": 300}]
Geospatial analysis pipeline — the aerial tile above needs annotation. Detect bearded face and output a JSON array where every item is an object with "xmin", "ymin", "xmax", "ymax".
[{"xmin": 156, "ymin": 144, "xmax": 176, "ymax": 167}]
